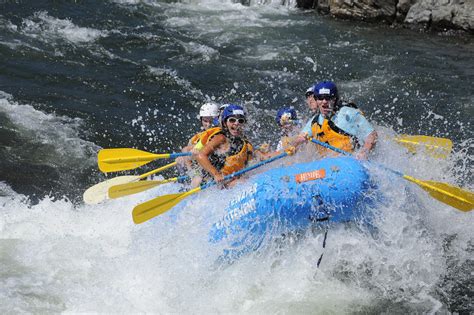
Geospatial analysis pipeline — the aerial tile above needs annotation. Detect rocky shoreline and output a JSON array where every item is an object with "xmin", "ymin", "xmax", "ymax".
[{"xmin": 296, "ymin": 0, "xmax": 474, "ymax": 34}]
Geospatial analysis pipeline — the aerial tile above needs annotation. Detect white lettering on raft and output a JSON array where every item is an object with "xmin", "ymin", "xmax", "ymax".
[{"xmin": 215, "ymin": 184, "xmax": 258, "ymax": 229}]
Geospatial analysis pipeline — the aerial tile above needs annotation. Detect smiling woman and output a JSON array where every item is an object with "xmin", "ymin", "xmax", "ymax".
[{"xmin": 193, "ymin": 104, "xmax": 253, "ymax": 187}]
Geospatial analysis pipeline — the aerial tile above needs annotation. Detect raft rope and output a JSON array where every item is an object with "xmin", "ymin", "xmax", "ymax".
[
  {"xmin": 311, "ymin": 194, "xmax": 330, "ymax": 268},
  {"xmin": 316, "ymin": 217, "xmax": 329, "ymax": 268}
]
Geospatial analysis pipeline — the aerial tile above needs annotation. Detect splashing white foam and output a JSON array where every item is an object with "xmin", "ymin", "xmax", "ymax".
[
  {"xmin": 0, "ymin": 91, "xmax": 99, "ymax": 166},
  {"xmin": 1, "ymin": 130, "xmax": 472, "ymax": 313},
  {"xmin": 20, "ymin": 11, "xmax": 107, "ymax": 44}
]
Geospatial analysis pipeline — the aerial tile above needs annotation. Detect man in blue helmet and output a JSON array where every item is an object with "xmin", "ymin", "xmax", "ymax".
[
  {"xmin": 297, "ymin": 81, "xmax": 378, "ymax": 159},
  {"xmin": 193, "ymin": 104, "xmax": 254, "ymax": 187}
]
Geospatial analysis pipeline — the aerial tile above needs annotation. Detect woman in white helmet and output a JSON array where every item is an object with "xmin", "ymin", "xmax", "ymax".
[
  {"xmin": 197, "ymin": 102, "xmax": 220, "ymax": 132},
  {"xmin": 177, "ymin": 102, "xmax": 220, "ymax": 174}
]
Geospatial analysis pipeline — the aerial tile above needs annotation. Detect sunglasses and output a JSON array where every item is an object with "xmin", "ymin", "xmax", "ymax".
[
  {"xmin": 227, "ymin": 117, "xmax": 246, "ymax": 124},
  {"xmin": 315, "ymin": 95, "xmax": 335, "ymax": 101},
  {"xmin": 305, "ymin": 92, "xmax": 314, "ymax": 98}
]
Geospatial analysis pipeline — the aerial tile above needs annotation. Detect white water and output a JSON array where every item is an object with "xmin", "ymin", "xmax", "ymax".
[
  {"xmin": 20, "ymin": 11, "xmax": 107, "ymax": 45},
  {"xmin": 1, "ymin": 124, "xmax": 472, "ymax": 312},
  {"xmin": 0, "ymin": 92, "xmax": 98, "ymax": 178}
]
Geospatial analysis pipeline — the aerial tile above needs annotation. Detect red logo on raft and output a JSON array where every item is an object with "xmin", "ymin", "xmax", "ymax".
[{"xmin": 295, "ymin": 169, "xmax": 326, "ymax": 183}]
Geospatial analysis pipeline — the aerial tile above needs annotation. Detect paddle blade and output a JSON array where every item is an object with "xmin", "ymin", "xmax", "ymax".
[
  {"xmin": 98, "ymin": 148, "xmax": 161, "ymax": 173},
  {"xmin": 109, "ymin": 178, "xmax": 178, "ymax": 199},
  {"xmin": 83, "ymin": 175, "xmax": 139, "ymax": 204},
  {"xmin": 405, "ymin": 176, "xmax": 474, "ymax": 212},
  {"xmin": 395, "ymin": 135, "xmax": 453, "ymax": 159},
  {"xmin": 132, "ymin": 187, "xmax": 201, "ymax": 224}
]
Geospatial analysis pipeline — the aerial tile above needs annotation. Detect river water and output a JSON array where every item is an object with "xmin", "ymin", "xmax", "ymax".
[{"xmin": 1, "ymin": 0, "xmax": 473, "ymax": 313}]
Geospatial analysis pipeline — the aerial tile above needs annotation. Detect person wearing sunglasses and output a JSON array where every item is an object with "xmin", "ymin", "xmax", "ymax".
[
  {"xmin": 297, "ymin": 81, "xmax": 378, "ymax": 160},
  {"xmin": 193, "ymin": 104, "xmax": 253, "ymax": 187},
  {"xmin": 305, "ymin": 85, "xmax": 318, "ymax": 114}
]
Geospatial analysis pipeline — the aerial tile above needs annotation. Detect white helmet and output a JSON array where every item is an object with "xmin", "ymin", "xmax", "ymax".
[{"xmin": 199, "ymin": 102, "xmax": 219, "ymax": 118}]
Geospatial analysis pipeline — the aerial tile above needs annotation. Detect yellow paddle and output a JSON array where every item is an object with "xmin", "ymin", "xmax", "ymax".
[
  {"xmin": 310, "ymin": 138, "xmax": 473, "ymax": 212},
  {"xmin": 98, "ymin": 148, "xmax": 191, "ymax": 173},
  {"xmin": 112, "ymin": 148, "xmax": 279, "ymax": 199},
  {"xmin": 394, "ymin": 135, "xmax": 453, "ymax": 159},
  {"xmin": 105, "ymin": 145, "xmax": 275, "ymax": 199},
  {"xmin": 403, "ymin": 176, "xmax": 474, "ymax": 212},
  {"xmin": 108, "ymin": 175, "xmax": 189, "ymax": 199},
  {"xmin": 83, "ymin": 162, "xmax": 177, "ymax": 205},
  {"xmin": 132, "ymin": 152, "xmax": 289, "ymax": 224},
  {"xmin": 133, "ymin": 187, "xmax": 202, "ymax": 224}
]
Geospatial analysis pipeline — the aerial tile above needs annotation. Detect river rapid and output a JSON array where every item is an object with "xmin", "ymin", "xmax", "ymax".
[{"xmin": 0, "ymin": 0, "xmax": 473, "ymax": 313}]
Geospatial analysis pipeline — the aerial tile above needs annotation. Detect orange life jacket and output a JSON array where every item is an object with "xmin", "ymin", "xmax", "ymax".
[
  {"xmin": 220, "ymin": 141, "xmax": 253, "ymax": 175},
  {"xmin": 193, "ymin": 127, "xmax": 253, "ymax": 176},
  {"xmin": 206, "ymin": 133, "xmax": 253, "ymax": 176},
  {"xmin": 193, "ymin": 127, "xmax": 222, "ymax": 150}
]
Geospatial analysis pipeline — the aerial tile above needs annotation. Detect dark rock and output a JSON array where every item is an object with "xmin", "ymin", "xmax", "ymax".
[
  {"xmin": 451, "ymin": 2, "xmax": 474, "ymax": 31},
  {"xmin": 396, "ymin": 0, "xmax": 418, "ymax": 21},
  {"xmin": 297, "ymin": 0, "xmax": 317, "ymax": 9},
  {"xmin": 327, "ymin": 0, "xmax": 398, "ymax": 22},
  {"xmin": 404, "ymin": 0, "xmax": 474, "ymax": 33},
  {"xmin": 295, "ymin": 0, "xmax": 474, "ymax": 33},
  {"xmin": 317, "ymin": 0, "xmax": 331, "ymax": 13}
]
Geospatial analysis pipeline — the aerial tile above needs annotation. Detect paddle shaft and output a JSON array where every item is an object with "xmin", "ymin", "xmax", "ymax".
[
  {"xmin": 200, "ymin": 152, "xmax": 288, "ymax": 190},
  {"xmin": 310, "ymin": 138, "xmax": 414, "ymax": 178},
  {"xmin": 137, "ymin": 161, "xmax": 178, "ymax": 180},
  {"xmin": 108, "ymin": 175, "xmax": 189, "ymax": 199}
]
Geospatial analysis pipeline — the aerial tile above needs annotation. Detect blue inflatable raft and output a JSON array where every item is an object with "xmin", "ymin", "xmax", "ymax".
[{"xmin": 209, "ymin": 156, "xmax": 373, "ymax": 260}]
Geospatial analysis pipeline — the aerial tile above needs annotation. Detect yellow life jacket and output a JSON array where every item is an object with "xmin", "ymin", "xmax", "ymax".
[
  {"xmin": 193, "ymin": 127, "xmax": 222, "ymax": 151},
  {"xmin": 311, "ymin": 118, "xmax": 355, "ymax": 155},
  {"xmin": 279, "ymin": 136, "xmax": 294, "ymax": 149},
  {"xmin": 189, "ymin": 131, "xmax": 204, "ymax": 145}
]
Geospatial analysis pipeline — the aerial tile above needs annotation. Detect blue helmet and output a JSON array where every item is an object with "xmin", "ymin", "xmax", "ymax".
[
  {"xmin": 212, "ymin": 104, "xmax": 230, "ymax": 125},
  {"xmin": 276, "ymin": 107, "xmax": 297, "ymax": 126},
  {"xmin": 313, "ymin": 81, "xmax": 339, "ymax": 100},
  {"xmin": 221, "ymin": 104, "xmax": 246, "ymax": 124}
]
